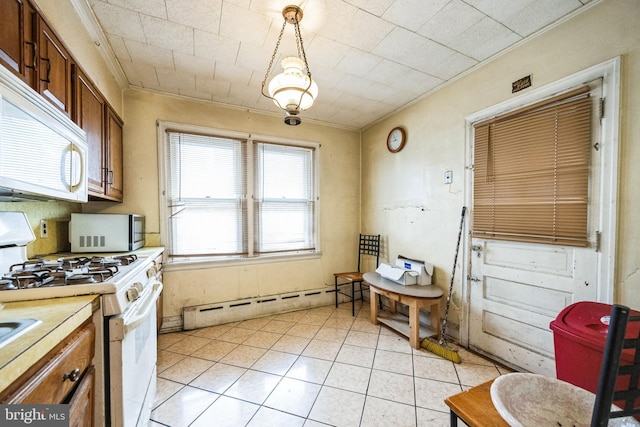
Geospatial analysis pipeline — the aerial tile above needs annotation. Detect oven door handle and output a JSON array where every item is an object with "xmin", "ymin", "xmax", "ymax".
[{"xmin": 124, "ymin": 281, "xmax": 163, "ymax": 334}]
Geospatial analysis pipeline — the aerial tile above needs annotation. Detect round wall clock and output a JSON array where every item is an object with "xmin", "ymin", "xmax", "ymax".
[{"xmin": 387, "ymin": 127, "xmax": 406, "ymax": 153}]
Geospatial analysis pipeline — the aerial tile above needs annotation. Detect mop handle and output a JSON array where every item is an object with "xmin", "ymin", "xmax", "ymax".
[{"xmin": 440, "ymin": 206, "xmax": 466, "ymax": 338}]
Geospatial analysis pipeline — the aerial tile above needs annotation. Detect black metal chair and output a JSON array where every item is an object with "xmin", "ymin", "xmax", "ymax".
[
  {"xmin": 333, "ymin": 234, "xmax": 380, "ymax": 316},
  {"xmin": 591, "ymin": 304, "xmax": 640, "ymax": 426}
]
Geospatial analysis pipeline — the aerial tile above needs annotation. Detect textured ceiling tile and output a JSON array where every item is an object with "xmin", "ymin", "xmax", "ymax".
[
  {"xmin": 381, "ymin": 0, "xmax": 450, "ymax": 31},
  {"xmin": 91, "ymin": 1, "xmax": 146, "ymax": 43},
  {"xmin": 303, "ymin": 35, "xmax": 350, "ymax": 70},
  {"xmin": 213, "ymin": 63, "xmax": 254, "ymax": 85},
  {"xmin": 194, "ymin": 30, "xmax": 240, "ymax": 63},
  {"xmin": 166, "ymin": 0, "xmax": 223, "ymax": 34},
  {"xmin": 334, "ymin": 49, "xmax": 383, "ymax": 78},
  {"xmin": 195, "ymin": 76, "xmax": 231, "ymax": 97},
  {"xmin": 373, "ymin": 27, "xmax": 457, "ymax": 73},
  {"xmin": 105, "ymin": 0, "xmax": 167, "ymax": 19},
  {"xmin": 124, "ymin": 39, "xmax": 174, "ymax": 70},
  {"xmin": 219, "ymin": 2, "xmax": 272, "ymax": 47},
  {"xmin": 76, "ymin": 0, "xmax": 595, "ymax": 129},
  {"xmin": 140, "ymin": 15, "xmax": 194, "ymax": 55},
  {"xmin": 463, "ymin": 0, "xmax": 535, "ymax": 24},
  {"xmin": 418, "ymin": 0, "xmax": 484, "ymax": 45},
  {"xmin": 105, "ymin": 34, "xmax": 131, "ymax": 61},
  {"xmin": 306, "ymin": 0, "xmax": 394, "ymax": 51},
  {"xmin": 427, "ymin": 50, "xmax": 478, "ymax": 80},
  {"xmin": 343, "ymin": 0, "xmax": 395, "ymax": 17},
  {"xmin": 503, "ymin": 0, "xmax": 582, "ymax": 37},
  {"xmin": 223, "ymin": 0, "xmax": 251, "ymax": 8},
  {"xmin": 449, "ymin": 17, "xmax": 522, "ymax": 61},
  {"xmin": 178, "ymin": 87, "xmax": 214, "ymax": 101},
  {"xmin": 174, "ymin": 52, "xmax": 216, "ymax": 78},
  {"xmin": 156, "ymin": 69, "xmax": 196, "ymax": 92},
  {"xmin": 236, "ymin": 42, "xmax": 273, "ymax": 74},
  {"xmin": 119, "ymin": 60, "xmax": 159, "ymax": 87},
  {"xmin": 368, "ymin": 60, "xmax": 443, "ymax": 94}
]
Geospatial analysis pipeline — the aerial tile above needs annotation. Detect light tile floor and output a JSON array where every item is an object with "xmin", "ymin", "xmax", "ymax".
[{"xmin": 151, "ymin": 301, "xmax": 514, "ymax": 427}]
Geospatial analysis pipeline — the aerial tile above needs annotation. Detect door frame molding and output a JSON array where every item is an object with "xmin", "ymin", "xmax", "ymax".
[{"xmin": 460, "ymin": 57, "xmax": 621, "ymax": 347}]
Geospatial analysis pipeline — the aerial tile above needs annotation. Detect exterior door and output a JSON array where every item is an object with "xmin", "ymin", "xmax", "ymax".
[{"xmin": 466, "ymin": 78, "xmax": 608, "ymax": 375}]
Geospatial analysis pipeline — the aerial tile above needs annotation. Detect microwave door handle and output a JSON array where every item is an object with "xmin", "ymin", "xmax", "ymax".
[{"xmin": 124, "ymin": 282, "xmax": 163, "ymax": 334}]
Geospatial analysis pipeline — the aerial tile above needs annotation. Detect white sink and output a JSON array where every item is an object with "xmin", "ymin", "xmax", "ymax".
[
  {"xmin": 0, "ymin": 318, "xmax": 41, "ymax": 348},
  {"xmin": 490, "ymin": 373, "xmax": 640, "ymax": 427}
]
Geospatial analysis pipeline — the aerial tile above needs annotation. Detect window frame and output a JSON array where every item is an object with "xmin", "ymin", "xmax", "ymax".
[{"xmin": 157, "ymin": 121, "xmax": 321, "ymax": 266}]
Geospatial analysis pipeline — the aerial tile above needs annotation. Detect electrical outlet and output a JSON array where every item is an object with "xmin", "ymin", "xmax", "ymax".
[
  {"xmin": 444, "ymin": 170, "xmax": 453, "ymax": 184},
  {"xmin": 40, "ymin": 219, "xmax": 48, "ymax": 238}
]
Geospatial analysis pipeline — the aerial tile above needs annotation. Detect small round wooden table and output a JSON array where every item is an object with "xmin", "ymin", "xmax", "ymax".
[{"xmin": 363, "ymin": 272, "xmax": 444, "ymax": 349}]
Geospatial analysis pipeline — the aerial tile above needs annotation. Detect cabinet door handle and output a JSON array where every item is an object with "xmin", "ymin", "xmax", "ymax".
[
  {"xmin": 63, "ymin": 368, "xmax": 81, "ymax": 382},
  {"xmin": 107, "ymin": 170, "xmax": 114, "ymax": 185},
  {"xmin": 40, "ymin": 57, "xmax": 51, "ymax": 83},
  {"xmin": 25, "ymin": 41, "xmax": 37, "ymax": 70}
]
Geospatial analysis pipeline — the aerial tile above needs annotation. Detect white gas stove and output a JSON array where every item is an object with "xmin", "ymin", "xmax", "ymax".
[
  {"xmin": 0, "ymin": 211, "xmax": 163, "ymax": 427},
  {"xmin": 0, "ymin": 251, "xmax": 160, "ymax": 315}
]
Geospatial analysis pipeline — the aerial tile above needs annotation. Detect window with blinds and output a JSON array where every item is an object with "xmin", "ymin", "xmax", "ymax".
[
  {"xmin": 165, "ymin": 130, "xmax": 318, "ymax": 260},
  {"xmin": 472, "ymin": 87, "xmax": 592, "ymax": 247}
]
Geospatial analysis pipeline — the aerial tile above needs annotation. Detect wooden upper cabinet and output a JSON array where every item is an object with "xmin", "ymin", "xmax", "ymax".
[
  {"xmin": 38, "ymin": 17, "xmax": 72, "ymax": 117},
  {"xmin": 1, "ymin": 0, "xmax": 125, "ymax": 202},
  {"xmin": 105, "ymin": 107, "xmax": 124, "ymax": 201},
  {"xmin": 73, "ymin": 65, "xmax": 105, "ymax": 196},
  {"xmin": 0, "ymin": 0, "xmax": 37, "ymax": 86}
]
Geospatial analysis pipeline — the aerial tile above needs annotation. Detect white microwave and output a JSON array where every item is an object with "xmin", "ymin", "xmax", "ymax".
[{"xmin": 70, "ymin": 213, "xmax": 145, "ymax": 252}]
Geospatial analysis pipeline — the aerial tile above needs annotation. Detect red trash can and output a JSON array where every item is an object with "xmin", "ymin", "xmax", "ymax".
[{"xmin": 549, "ymin": 301, "xmax": 640, "ymax": 393}]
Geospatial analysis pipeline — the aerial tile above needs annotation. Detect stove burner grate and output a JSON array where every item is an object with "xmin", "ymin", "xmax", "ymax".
[{"xmin": 1, "ymin": 254, "xmax": 135, "ymax": 290}]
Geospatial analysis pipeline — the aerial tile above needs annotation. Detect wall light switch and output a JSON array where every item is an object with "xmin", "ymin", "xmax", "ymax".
[
  {"xmin": 40, "ymin": 219, "xmax": 48, "ymax": 238},
  {"xmin": 444, "ymin": 170, "xmax": 453, "ymax": 184}
]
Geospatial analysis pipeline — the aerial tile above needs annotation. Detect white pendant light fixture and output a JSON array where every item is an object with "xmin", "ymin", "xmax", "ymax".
[{"xmin": 261, "ymin": 5, "xmax": 318, "ymax": 126}]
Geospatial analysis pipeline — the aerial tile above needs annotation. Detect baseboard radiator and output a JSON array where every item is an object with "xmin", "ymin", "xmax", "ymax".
[{"xmin": 182, "ymin": 287, "xmax": 336, "ymax": 330}]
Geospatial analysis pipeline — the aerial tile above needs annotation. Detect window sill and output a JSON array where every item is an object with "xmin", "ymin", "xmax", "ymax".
[{"xmin": 163, "ymin": 251, "xmax": 322, "ymax": 272}]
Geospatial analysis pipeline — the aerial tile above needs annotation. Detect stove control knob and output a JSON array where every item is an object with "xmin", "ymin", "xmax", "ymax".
[
  {"xmin": 126, "ymin": 286, "xmax": 140, "ymax": 302},
  {"xmin": 146, "ymin": 266, "xmax": 157, "ymax": 278},
  {"xmin": 133, "ymin": 282, "xmax": 144, "ymax": 293}
]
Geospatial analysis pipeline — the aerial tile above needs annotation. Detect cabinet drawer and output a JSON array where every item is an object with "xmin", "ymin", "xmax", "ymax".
[{"xmin": 4, "ymin": 322, "xmax": 95, "ymax": 404}]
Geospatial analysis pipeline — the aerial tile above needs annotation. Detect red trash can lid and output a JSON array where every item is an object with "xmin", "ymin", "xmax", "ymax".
[{"xmin": 550, "ymin": 301, "xmax": 640, "ymax": 351}]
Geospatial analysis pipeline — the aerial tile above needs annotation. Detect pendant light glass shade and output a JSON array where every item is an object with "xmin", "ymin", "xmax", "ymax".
[
  {"xmin": 268, "ymin": 57, "xmax": 318, "ymax": 111},
  {"xmin": 261, "ymin": 5, "xmax": 317, "ymax": 125}
]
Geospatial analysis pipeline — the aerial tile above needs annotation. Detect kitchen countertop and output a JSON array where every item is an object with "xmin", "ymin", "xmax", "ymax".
[{"xmin": 0, "ymin": 295, "xmax": 98, "ymax": 393}]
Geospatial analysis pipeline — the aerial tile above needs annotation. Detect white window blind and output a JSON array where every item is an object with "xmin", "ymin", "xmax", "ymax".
[
  {"xmin": 164, "ymin": 128, "xmax": 318, "ymax": 260},
  {"xmin": 254, "ymin": 142, "xmax": 315, "ymax": 254}
]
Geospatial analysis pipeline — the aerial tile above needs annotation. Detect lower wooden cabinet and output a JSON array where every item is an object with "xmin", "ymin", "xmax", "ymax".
[
  {"xmin": 67, "ymin": 366, "xmax": 94, "ymax": 427},
  {"xmin": 0, "ymin": 321, "xmax": 96, "ymax": 427}
]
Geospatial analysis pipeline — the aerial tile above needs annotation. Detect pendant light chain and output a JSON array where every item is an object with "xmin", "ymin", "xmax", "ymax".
[
  {"xmin": 261, "ymin": 19, "xmax": 287, "ymax": 101},
  {"xmin": 293, "ymin": 19, "xmax": 312, "ymax": 78},
  {"xmin": 292, "ymin": 18, "xmax": 313, "ymax": 109}
]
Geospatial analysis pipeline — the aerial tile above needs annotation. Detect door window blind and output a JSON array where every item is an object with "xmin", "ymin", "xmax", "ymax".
[{"xmin": 472, "ymin": 87, "xmax": 592, "ymax": 246}]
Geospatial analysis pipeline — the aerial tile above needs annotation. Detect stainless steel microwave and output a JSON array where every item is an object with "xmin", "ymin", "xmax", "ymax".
[{"xmin": 70, "ymin": 213, "xmax": 145, "ymax": 252}]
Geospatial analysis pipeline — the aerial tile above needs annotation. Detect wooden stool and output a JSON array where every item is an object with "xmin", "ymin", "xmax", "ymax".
[{"xmin": 444, "ymin": 379, "xmax": 509, "ymax": 427}]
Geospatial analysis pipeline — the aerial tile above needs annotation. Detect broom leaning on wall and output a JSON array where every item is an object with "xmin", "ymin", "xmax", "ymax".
[{"xmin": 421, "ymin": 206, "xmax": 466, "ymax": 363}]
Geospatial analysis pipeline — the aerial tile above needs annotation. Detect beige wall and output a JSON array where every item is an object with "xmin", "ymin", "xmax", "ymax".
[
  {"xmin": 361, "ymin": 0, "xmax": 640, "ymax": 328},
  {"xmin": 106, "ymin": 90, "xmax": 361, "ymax": 318}
]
